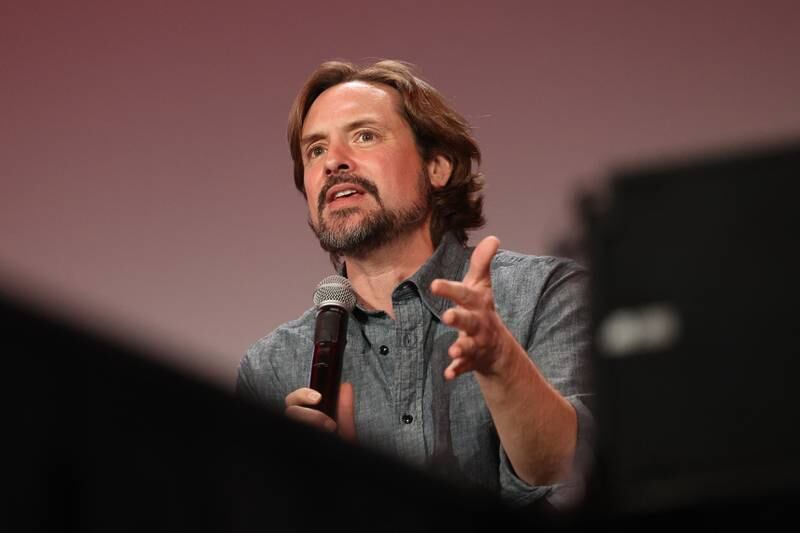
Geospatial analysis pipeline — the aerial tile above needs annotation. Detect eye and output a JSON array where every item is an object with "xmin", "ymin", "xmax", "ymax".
[
  {"xmin": 307, "ymin": 145, "xmax": 325, "ymax": 159},
  {"xmin": 355, "ymin": 130, "xmax": 376, "ymax": 143}
]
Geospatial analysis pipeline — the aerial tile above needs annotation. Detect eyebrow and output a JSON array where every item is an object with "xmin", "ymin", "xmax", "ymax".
[{"xmin": 300, "ymin": 118, "xmax": 383, "ymax": 148}]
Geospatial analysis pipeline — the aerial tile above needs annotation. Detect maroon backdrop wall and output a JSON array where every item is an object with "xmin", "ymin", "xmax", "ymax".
[{"xmin": 2, "ymin": 1, "xmax": 799, "ymax": 387}]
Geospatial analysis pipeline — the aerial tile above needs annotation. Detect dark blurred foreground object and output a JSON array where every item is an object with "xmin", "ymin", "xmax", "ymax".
[
  {"xmin": 3, "ymin": 292, "xmax": 534, "ymax": 532},
  {"xmin": 581, "ymin": 138, "xmax": 800, "ymax": 524}
]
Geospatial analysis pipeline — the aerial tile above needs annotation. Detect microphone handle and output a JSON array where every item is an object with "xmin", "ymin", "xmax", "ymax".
[{"xmin": 309, "ymin": 306, "xmax": 348, "ymax": 420}]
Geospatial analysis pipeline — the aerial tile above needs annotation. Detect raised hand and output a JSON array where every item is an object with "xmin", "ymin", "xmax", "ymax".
[{"xmin": 430, "ymin": 236, "xmax": 512, "ymax": 380}]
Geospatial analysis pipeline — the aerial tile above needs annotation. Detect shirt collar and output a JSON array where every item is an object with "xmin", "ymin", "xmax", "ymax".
[
  {"xmin": 342, "ymin": 232, "xmax": 470, "ymax": 320},
  {"xmin": 407, "ymin": 232, "xmax": 470, "ymax": 319}
]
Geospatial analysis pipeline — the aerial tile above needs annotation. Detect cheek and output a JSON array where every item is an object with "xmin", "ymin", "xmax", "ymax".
[
  {"xmin": 304, "ymin": 172, "xmax": 318, "ymax": 200},
  {"xmin": 386, "ymin": 162, "xmax": 424, "ymax": 198},
  {"xmin": 306, "ymin": 196, "xmax": 317, "ymax": 220},
  {"xmin": 303, "ymin": 178, "xmax": 319, "ymax": 217}
]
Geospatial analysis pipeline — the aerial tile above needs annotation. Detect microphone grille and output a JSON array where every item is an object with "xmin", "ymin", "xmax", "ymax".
[{"xmin": 313, "ymin": 275, "xmax": 356, "ymax": 312}]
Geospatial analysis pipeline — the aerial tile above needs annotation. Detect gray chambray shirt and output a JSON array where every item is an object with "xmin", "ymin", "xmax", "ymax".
[{"xmin": 236, "ymin": 232, "xmax": 594, "ymax": 507}]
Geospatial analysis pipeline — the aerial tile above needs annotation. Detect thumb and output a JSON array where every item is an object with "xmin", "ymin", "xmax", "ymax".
[
  {"xmin": 464, "ymin": 236, "xmax": 500, "ymax": 285},
  {"xmin": 336, "ymin": 382, "xmax": 357, "ymax": 442}
]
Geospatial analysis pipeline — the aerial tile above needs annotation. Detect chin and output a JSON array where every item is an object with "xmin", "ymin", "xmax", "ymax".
[{"xmin": 324, "ymin": 207, "xmax": 368, "ymax": 225}]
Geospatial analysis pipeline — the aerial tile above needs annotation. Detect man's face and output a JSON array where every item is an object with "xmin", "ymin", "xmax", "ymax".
[{"xmin": 300, "ymin": 81, "xmax": 431, "ymax": 257}]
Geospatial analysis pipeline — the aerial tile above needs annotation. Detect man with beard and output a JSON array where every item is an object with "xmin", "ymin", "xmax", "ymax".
[{"xmin": 236, "ymin": 60, "xmax": 593, "ymax": 508}]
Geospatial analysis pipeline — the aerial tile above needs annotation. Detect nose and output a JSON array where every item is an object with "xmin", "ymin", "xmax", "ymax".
[{"xmin": 323, "ymin": 140, "xmax": 354, "ymax": 176}]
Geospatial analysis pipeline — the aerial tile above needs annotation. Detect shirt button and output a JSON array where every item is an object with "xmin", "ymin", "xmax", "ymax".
[
  {"xmin": 379, "ymin": 345, "xmax": 389, "ymax": 355},
  {"xmin": 402, "ymin": 414, "xmax": 414, "ymax": 424}
]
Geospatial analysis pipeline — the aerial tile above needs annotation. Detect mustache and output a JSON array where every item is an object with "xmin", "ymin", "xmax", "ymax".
[{"xmin": 318, "ymin": 174, "xmax": 381, "ymax": 209}]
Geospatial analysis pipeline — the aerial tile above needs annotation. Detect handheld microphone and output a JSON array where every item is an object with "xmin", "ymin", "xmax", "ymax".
[{"xmin": 309, "ymin": 275, "xmax": 356, "ymax": 420}]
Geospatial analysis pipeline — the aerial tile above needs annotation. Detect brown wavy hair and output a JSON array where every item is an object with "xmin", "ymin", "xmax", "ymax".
[{"xmin": 288, "ymin": 60, "xmax": 485, "ymax": 248}]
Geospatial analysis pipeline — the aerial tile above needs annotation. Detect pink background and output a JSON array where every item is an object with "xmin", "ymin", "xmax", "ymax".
[{"xmin": 2, "ymin": 1, "xmax": 799, "ymax": 389}]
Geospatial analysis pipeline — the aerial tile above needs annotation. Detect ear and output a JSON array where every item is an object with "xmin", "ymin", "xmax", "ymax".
[{"xmin": 426, "ymin": 154, "xmax": 452, "ymax": 189}]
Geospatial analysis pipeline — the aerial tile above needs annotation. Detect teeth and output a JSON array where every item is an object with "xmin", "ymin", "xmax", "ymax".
[{"xmin": 334, "ymin": 189, "xmax": 357, "ymax": 199}]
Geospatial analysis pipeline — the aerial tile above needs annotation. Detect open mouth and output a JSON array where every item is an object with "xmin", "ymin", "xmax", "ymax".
[
  {"xmin": 332, "ymin": 188, "xmax": 361, "ymax": 201},
  {"xmin": 325, "ymin": 183, "xmax": 369, "ymax": 207}
]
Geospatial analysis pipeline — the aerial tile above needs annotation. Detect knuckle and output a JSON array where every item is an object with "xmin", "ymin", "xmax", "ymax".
[{"xmin": 480, "ymin": 292, "xmax": 493, "ymax": 307}]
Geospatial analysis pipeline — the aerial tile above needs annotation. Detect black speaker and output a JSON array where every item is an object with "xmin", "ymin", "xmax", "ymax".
[{"xmin": 583, "ymin": 139, "xmax": 800, "ymax": 519}]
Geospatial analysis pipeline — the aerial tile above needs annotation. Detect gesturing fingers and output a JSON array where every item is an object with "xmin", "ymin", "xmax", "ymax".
[
  {"xmin": 442, "ymin": 307, "xmax": 480, "ymax": 336},
  {"xmin": 463, "ymin": 236, "xmax": 500, "ymax": 285},
  {"xmin": 445, "ymin": 356, "xmax": 475, "ymax": 380},
  {"xmin": 431, "ymin": 279, "xmax": 479, "ymax": 308},
  {"xmin": 448, "ymin": 333, "xmax": 477, "ymax": 358},
  {"xmin": 431, "ymin": 235, "xmax": 504, "ymax": 380}
]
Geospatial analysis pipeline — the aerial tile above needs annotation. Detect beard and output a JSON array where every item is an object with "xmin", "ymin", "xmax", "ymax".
[{"xmin": 309, "ymin": 171, "xmax": 432, "ymax": 258}]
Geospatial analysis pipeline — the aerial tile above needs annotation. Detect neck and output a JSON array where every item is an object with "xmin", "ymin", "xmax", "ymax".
[{"xmin": 343, "ymin": 224, "xmax": 435, "ymax": 319}]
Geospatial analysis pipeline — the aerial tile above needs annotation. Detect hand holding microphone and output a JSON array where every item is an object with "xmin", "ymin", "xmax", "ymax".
[{"xmin": 284, "ymin": 275, "xmax": 357, "ymax": 439}]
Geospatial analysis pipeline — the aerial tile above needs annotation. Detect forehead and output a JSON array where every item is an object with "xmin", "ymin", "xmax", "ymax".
[{"xmin": 302, "ymin": 81, "xmax": 403, "ymax": 135}]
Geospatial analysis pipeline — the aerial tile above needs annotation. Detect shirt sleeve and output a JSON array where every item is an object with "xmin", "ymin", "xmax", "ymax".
[
  {"xmin": 235, "ymin": 330, "xmax": 298, "ymax": 414},
  {"xmin": 497, "ymin": 258, "xmax": 595, "ymax": 509}
]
